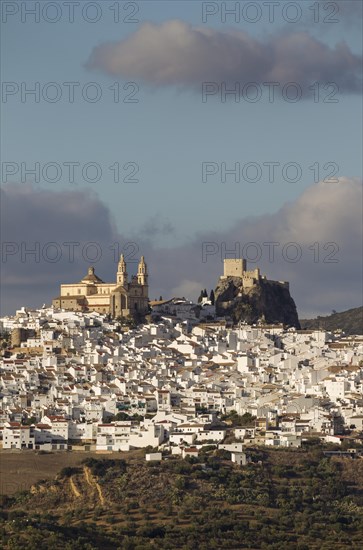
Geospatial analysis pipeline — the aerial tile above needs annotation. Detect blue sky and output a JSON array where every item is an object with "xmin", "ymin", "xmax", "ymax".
[{"xmin": 1, "ymin": 1, "xmax": 362, "ymax": 316}]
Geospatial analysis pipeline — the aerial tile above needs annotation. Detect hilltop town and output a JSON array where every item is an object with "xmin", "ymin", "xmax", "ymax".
[
  {"xmin": 0, "ymin": 256, "xmax": 362, "ymax": 456},
  {"xmin": 0, "ymin": 301, "xmax": 362, "ymax": 455}
]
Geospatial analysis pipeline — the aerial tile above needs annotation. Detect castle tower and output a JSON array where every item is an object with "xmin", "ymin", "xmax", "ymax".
[
  {"xmin": 221, "ymin": 258, "xmax": 246, "ymax": 279},
  {"xmin": 137, "ymin": 256, "xmax": 148, "ymax": 287},
  {"xmin": 116, "ymin": 254, "xmax": 128, "ymax": 286}
]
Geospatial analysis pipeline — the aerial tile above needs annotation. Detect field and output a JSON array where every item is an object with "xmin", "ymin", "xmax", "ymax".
[{"xmin": 0, "ymin": 449, "xmax": 143, "ymax": 495}]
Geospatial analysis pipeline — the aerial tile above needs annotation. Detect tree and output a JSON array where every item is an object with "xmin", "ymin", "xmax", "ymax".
[
  {"xmin": 198, "ymin": 290, "xmax": 204, "ymax": 303},
  {"xmin": 23, "ymin": 416, "xmax": 36, "ymax": 425},
  {"xmin": 209, "ymin": 289, "xmax": 215, "ymax": 305}
]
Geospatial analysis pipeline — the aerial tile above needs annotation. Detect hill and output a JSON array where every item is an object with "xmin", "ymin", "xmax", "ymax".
[
  {"xmin": 215, "ymin": 276, "xmax": 300, "ymax": 328},
  {"xmin": 300, "ymin": 307, "xmax": 363, "ymax": 335},
  {"xmin": 1, "ymin": 448, "xmax": 363, "ymax": 549}
]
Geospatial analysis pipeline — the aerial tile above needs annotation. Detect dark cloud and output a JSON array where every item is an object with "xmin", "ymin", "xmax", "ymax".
[
  {"xmin": 296, "ymin": 1, "xmax": 363, "ymax": 31},
  {"xmin": 325, "ymin": 0, "xmax": 363, "ymax": 27},
  {"xmin": 136, "ymin": 216, "xmax": 176, "ymax": 240},
  {"xmin": 1, "ymin": 178, "xmax": 362, "ymax": 318},
  {"xmin": 0, "ymin": 184, "xmax": 123, "ymax": 313},
  {"xmin": 86, "ymin": 21, "xmax": 362, "ymax": 93}
]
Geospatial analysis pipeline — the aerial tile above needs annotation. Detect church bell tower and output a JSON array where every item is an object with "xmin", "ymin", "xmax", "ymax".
[
  {"xmin": 137, "ymin": 256, "xmax": 148, "ymax": 287},
  {"xmin": 117, "ymin": 254, "xmax": 128, "ymax": 286}
]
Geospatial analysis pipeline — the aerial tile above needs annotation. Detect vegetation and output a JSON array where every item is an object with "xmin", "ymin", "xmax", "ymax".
[
  {"xmin": 300, "ymin": 306, "xmax": 363, "ymax": 335},
  {"xmin": 220, "ymin": 410, "xmax": 256, "ymax": 427},
  {"xmin": 0, "ymin": 332, "xmax": 11, "ymax": 355},
  {"xmin": 81, "ymin": 457, "xmax": 127, "ymax": 477},
  {"xmin": 1, "ymin": 447, "xmax": 363, "ymax": 548},
  {"xmin": 59, "ymin": 466, "xmax": 81, "ymax": 479},
  {"xmin": 114, "ymin": 412, "xmax": 144, "ymax": 422},
  {"xmin": 115, "ymin": 315, "xmax": 138, "ymax": 329},
  {"xmin": 22, "ymin": 416, "xmax": 37, "ymax": 426}
]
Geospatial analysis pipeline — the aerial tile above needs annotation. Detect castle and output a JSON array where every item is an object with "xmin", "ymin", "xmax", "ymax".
[
  {"xmin": 52, "ymin": 255, "xmax": 149, "ymax": 318},
  {"xmin": 220, "ymin": 259, "xmax": 289, "ymax": 289}
]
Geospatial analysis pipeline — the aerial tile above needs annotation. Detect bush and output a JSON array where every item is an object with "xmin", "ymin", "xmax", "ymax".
[
  {"xmin": 59, "ymin": 466, "xmax": 80, "ymax": 478},
  {"xmin": 137, "ymin": 524, "xmax": 166, "ymax": 538},
  {"xmin": 106, "ymin": 515, "xmax": 117, "ymax": 524},
  {"xmin": 82, "ymin": 458, "xmax": 126, "ymax": 477}
]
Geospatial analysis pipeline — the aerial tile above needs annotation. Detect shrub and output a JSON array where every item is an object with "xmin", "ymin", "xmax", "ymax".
[
  {"xmin": 82, "ymin": 458, "xmax": 126, "ymax": 477},
  {"xmin": 59, "ymin": 466, "xmax": 80, "ymax": 478}
]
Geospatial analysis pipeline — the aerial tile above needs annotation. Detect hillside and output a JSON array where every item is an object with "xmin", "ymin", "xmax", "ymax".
[
  {"xmin": 300, "ymin": 307, "xmax": 363, "ymax": 335},
  {"xmin": 1, "ymin": 448, "xmax": 363, "ymax": 549},
  {"xmin": 215, "ymin": 277, "xmax": 300, "ymax": 328}
]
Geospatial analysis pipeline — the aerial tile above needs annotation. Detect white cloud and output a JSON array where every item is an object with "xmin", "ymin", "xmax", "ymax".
[{"xmin": 86, "ymin": 21, "xmax": 362, "ymax": 93}]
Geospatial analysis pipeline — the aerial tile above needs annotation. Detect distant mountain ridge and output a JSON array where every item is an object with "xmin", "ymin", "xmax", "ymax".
[{"xmin": 300, "ymin": 307, "xmax": 363, "ymax": 335}]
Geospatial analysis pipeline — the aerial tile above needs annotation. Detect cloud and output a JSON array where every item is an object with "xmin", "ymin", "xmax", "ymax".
[
  {"xmin": 136, "ymin": 216, "xmax": 175, "ymax": 241},
  {"xmin": 296, "ymin": 1, "xmax": 363, "ymax": 31},
  {"xmin": 86, "ymin": 20, "xmax": 362, "ymax": 93},
  {"xmin": 323, "ymin": 1, "xmax": 363, "ymax": 27},
  {"xmin": 148, "ymin": 177, "xmax": 362, "ymax": 317},
  {"xmin": 1, "ymin": 178, "xmax": 362, "ymax": 318},
  {"xmin": 0, "ymin": 184, "xmax": 123, "ymax": 313}
]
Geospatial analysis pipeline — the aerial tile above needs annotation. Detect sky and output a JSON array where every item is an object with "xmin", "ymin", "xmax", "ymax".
[{"xmin": 1, "ymin": 0, "xmax": 362, "ymax": 318}]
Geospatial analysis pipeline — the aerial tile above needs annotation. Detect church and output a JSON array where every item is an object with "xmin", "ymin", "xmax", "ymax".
[{"xmin": 52, "ymin": 255, "xmax": 149, "ymax": 318}]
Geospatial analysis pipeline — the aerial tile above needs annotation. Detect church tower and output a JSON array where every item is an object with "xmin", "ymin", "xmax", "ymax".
[
  {"xmin": 137, "ymin": 256, "xmax": 148, "ymax": 287},
  {"xmin": 117, "ymin": 254, "xmax": 128, "ymax": 286}
]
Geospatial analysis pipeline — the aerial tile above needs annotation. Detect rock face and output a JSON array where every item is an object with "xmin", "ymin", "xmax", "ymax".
[{"xmin": 215, "ymin": 276, "xmax": 300, "ymax": 328}]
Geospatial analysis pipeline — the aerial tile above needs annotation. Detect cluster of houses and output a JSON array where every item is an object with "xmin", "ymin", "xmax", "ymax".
[{"xmin": 0, "ymin": 305, "xmax": 362, "ymax": 457}]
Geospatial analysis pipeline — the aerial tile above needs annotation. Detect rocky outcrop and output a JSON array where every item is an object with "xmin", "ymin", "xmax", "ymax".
[{"xmin": 215, "ymin": 277, "xmax": 300, "ymax": 328}]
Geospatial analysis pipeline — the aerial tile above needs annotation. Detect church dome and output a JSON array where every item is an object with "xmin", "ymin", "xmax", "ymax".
[{"xmin": 80, "ymin": 266, "xmax": 104, "ymax": 284}]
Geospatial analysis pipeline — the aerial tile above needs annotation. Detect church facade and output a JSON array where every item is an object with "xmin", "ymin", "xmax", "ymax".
[{"xmin": 52, "ymin": 255, "xmax": 149, "ymax": 318}]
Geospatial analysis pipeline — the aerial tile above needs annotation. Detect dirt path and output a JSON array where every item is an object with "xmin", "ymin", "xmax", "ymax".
[
  {"xmin": 83, "ymin": 466, "xmax": 105, "ymax": 505},
  {"xmin": 69, "ymin": 477, "xmax": 81, "ymax": 498}
]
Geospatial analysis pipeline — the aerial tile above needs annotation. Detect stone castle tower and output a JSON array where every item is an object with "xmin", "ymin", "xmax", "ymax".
[
  {"xmin": 220, "ymin": 258, "xmax": 261, "ymax": 289},
  {"xmin": 219, "ymin": 258, "xmax": 289, "ymax": 291},
  {"xmin": 53, "ymin": 255, "xmax": 149, "ymax": 318}
]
